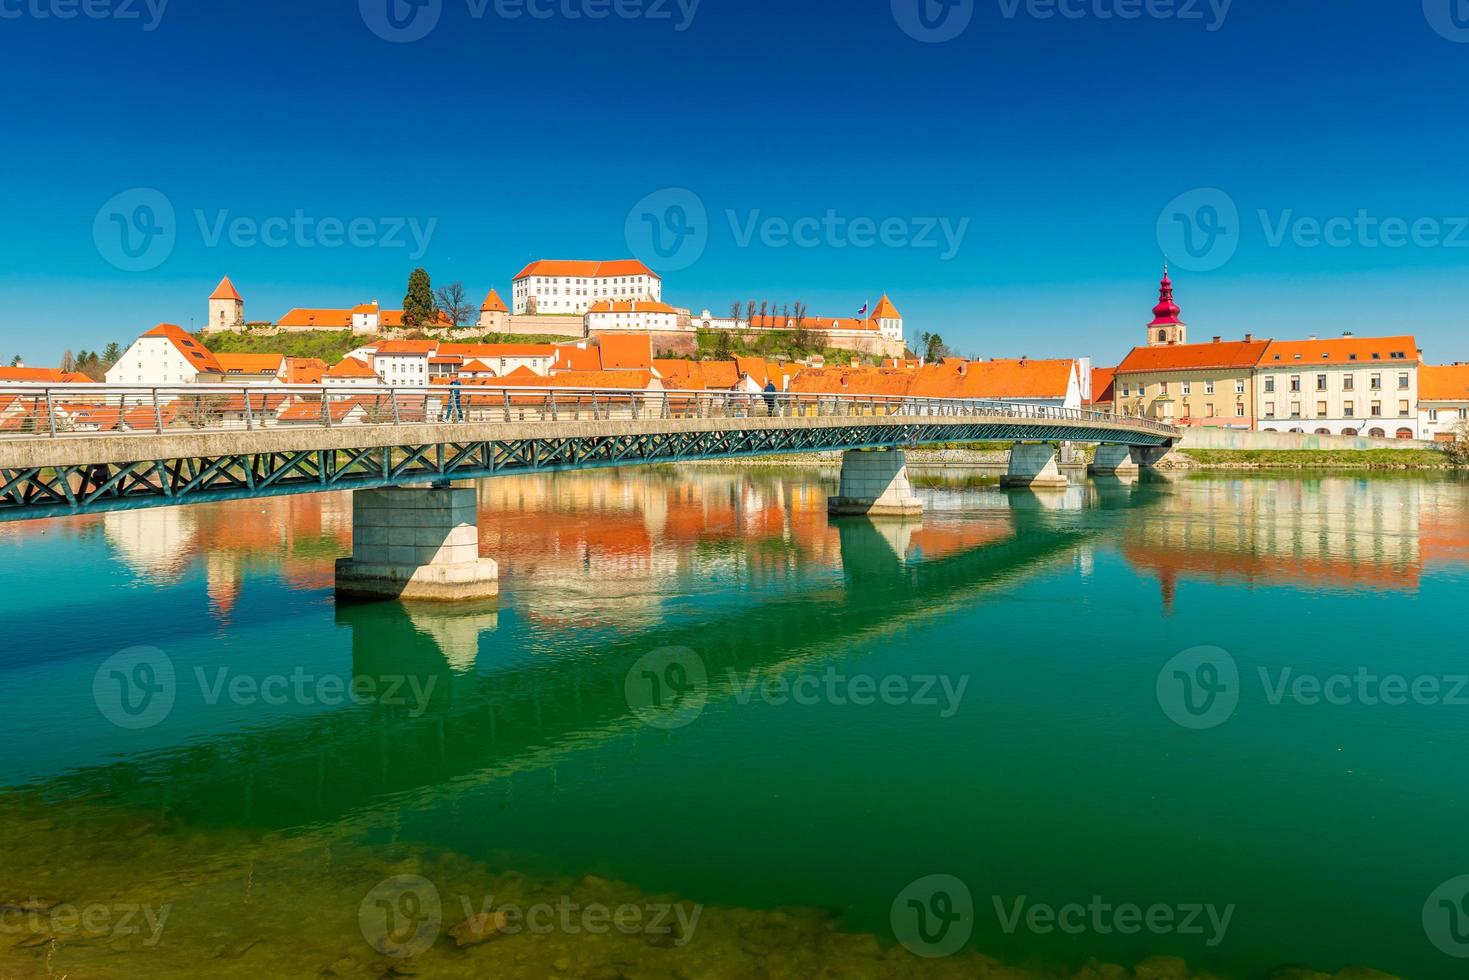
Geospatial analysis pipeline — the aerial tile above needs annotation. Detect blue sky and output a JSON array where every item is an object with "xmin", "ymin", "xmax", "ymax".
[{"xmin": 4, "ymin": 0, "xmax": 1469, "ymax": 366}]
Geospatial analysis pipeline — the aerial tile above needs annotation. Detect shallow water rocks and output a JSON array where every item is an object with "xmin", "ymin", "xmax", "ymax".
[
  {"xmin": 321, "ymin": 954, "xmax": 360, "ymax": 976},
  {"xmin": 449, "ymin": 910, "xmax": 510, "ymax": 947},
  {"xmin": 1133, "ymin": 955, "xmax": 1190, "ymax": 980}
]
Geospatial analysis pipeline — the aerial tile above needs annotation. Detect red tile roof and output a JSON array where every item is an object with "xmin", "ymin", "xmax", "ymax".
[
  {"xmin": 374, "ymin": 340, "xmax": 438, "ymax": 355},
  {"xmin": 285, "ymin": 357, "xmax": 328, "ymax": 384},
  {"xmin": 790, "ymin": 368, "xmax": 914, "ymax": 397},
  {"xmin": 1420, "ymin": 364, "xmax": 1469, "ymax": 402},
  {"xmin": 598, "ymin": 334, "xmax": 654, "ymax": 371},
  {"xmin": 700, "ymin": 360, "xmax": 741, "ymax": 389},
  {"xmin": 326, "ymin": 357, "xmax": 378, "ymax": 379},
  {"xmin": 1115, "ymin": 339, "xmax": 1271, "ymax": 374},
  {"xmin": 1089, "ymin": 367, "xmax": 1117, "ymax": 405},
  {"xmin": 469, "ymin": 370, "xmax": 660, "ymax": 390},
  {"xmin": 553, "ymin": 344, "xmax": 602, "ymax": 372},
  {"xmin": 652, "ymin": 359, "xmax": 707, "ymax": 390},
  {"xmin": 871, "ymin": 294, "xmax": 902, "ymax": 320},
  {"xmin": 143, "ymin": 324, "xmax": 224, "ymax": 374},
  {"xmin": 0, "ymin": 367, "xmax": 83, "ymax": 383},
  {"xmin": 276, "ymin": 308, "xmax": 353, "ymax": 329},
  {"xmin": 587, "ymin": 300, "xmax": 679, "ymax": 314},
  {"xmin": 210, "ymin": 276, "xmax": 243, "ymax": 302},
  {"xmin": 481, "ymin": 289, "xmax": 508, "ymax": 313},
  {"xmin": 215, "ymin": 353, "xmax": 284, "ymax": 375},
  {"xmin": 1259, "ymin": 335, "xmax": 1419, "ymax": 368},
  {"xmin": 438, "ymin": 343, "xmax": 556, "ymax": 358},
  {"xmin": 909, "ymin": 358, "xmax": 1076, "ymax": 400},
  {"xmin": 513, "ymin": 259, "xmax": 659, "ymax": 280}
]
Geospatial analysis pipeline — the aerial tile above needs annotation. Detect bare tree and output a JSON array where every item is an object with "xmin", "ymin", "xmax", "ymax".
[
  {"xmin": 729, "ymin": 301, "xmax": 741, "ymax": 324},
  {"xmin": 745, "ymin": 300, "xmax": 756, "ymax": 330},
  {"xmin": 758, "ymin": 301, "xmax": 768, "ymax": 328},
  {"xmin": 60, "ymin": 350, "xmax": 75, "ymax": 373},
  {"xmin": 435, "ymin": 282, "xmax": 474, "ymax": 328}
]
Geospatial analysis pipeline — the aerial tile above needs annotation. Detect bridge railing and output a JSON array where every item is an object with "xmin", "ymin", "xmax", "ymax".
[{"xmin": 0, "ymin": 384, "xmax": 1180, "ymax": 440}]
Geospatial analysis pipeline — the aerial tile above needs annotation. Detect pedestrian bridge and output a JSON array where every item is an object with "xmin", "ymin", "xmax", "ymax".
[{"xmin": 0, "ymin": 383, "xmax": 1177, "ymax": 598}]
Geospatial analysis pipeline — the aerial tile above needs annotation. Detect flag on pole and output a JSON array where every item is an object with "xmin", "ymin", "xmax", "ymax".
[{"xmin": 857, "ymin": 302, "xmax": 869, "ymax": 317}]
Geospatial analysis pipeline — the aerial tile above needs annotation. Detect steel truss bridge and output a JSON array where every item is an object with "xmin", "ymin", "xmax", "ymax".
[{"xmin": 0, "ymin": 384, "xmax": 1177, "ymax": 522}]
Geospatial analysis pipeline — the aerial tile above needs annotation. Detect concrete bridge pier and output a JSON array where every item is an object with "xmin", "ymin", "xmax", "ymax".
[
  {"xmin": 335, "ymin": 486, "xmax": 499, "ymax": 602},
  {"xmin": 828, "ymin": 449, "xmax": 923, "ymax": 517},
  {"xmin": 1001, "ymin": 443, "xmax": 1069, "ymax": 490},
  {"xmin": 1089, "ymin": 444, "xmax": 1171, "ymax": 477}
]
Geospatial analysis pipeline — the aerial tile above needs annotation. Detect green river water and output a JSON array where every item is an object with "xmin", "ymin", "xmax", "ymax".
[{"xmin": 1, "ymin": 466, "xmax": 1466, "ymax": 979}]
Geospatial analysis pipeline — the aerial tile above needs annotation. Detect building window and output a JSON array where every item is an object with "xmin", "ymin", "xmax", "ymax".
[
  {"xmin": 1371, "ymin": 401, "xmax": 1382, "ymax": 417},
  {"xmin": 1236, "ymin": 380, "xmax": 1246, "ymax": 394},
  {"xmin": 1181, "ymin": 382, "xmax": 1191, "ymax": 395},
  {"xmin": 1371, "ymin": 374, "xmax": 1382, "ymax": 390},
  {"xmin": 1400, "ymin": 400, "xmax": 1410, "ymax": 416},
  {"xmin": 1398, "ymin": 373, "xmax": 1410, "ymax": 390},
  {"xmin": 1343, "ymin": 375, "xmax": 1355, "ymax": 391},
  {"xmin": 1344, "ymin": 401, "xmax": 1354, "ymax": 418},
  {"xmin": 1316, "ymin": 375, "xmax": 1327, "ymax": 391},
  {"xmin": 1265, "ymin": 401, "xmax": 1275, "ymax": 418},
  {"xmin": 1265, "ymin": 378, "xmax": 1276, "ymax": 393},
  {"xmin": 1431, "ymin": 409, "xmax": 1440, "ymax": 421},
  {"xmin": 1235, "ymin": 403, "xmax": 1246, "ymax": 417},
  {"xmin": 1290, "ymin": 376, "xmax": 1301, "ymax": 392},
  {"xmin": 1317, "ymin": 401, "xmax": 1327, "ymax": 415},
  {"xmin": 1291, "ymin": 402, "xmax": 1302, "ymax": 418},
  {"xmin": 1205, "ymin": 380, "xmax": 1215, "ymax": 394}
]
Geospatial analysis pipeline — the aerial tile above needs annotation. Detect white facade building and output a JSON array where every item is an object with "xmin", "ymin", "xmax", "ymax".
[
  {"xmin": 512, "ymin": 259, "xmax": 661, "ymax": 315},
  {"xmin": 1418, "ymin": 364, "xmax": 1469, "ymax": 442},
  {"xmin": 370, "ymin": 341, "xmax": 435, "ymax": 388},
  {"xmin": 106, "ymin": 324, "xmax": 224, "ymax": 385},
  {"xmin": 585, "ymin": 300, "xmax": 682, "ymax": 334},
  {"xmin": 1254, "ymin": 335, "xmax": 1421, "ymax": 438}
]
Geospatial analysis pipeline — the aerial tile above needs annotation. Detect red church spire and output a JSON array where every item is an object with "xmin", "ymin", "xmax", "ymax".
[{"xmin": 1149, "ymin": 264, "xmax": 1182, "ymax": 327}]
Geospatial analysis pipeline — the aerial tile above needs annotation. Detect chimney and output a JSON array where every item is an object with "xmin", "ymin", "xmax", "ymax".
[
  {"xmin": 1212, "ymin": 336, "xmax": 1221, "ymax": 344},
  {"xmin": 1308, "ymin": 335, "xmax": 1317, "ymax": 341},
  {"xmin": 958, "ymin": 362, "xmax": 967, "ymax": 376},
  {"xmin": 1244, "ymin": 333, "xmax": 1253, "ymax": 343}
]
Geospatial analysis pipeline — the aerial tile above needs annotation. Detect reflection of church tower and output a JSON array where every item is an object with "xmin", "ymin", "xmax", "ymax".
[{"xmin": 1147, "ymin": 266, "xmax": 1187, "ymax": 347}]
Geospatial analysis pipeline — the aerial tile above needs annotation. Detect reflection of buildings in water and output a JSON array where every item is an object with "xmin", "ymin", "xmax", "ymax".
[
  {"xmin": 476, "ymin": 471, "xmax": 848, "ymax": 630},
  {"xmin": 103, "ymin": 507, "xmax": 201, "ymax": 585},
  {"xmin": 1416, "ymin": 480, "xmax": 1469, "ymax": 568},
  {"xmin": 102, "ymin": 494, "xmax": 353, "ymax": 614},
  {"xmin": 404, "ymin": 602, "xmax": 500, "ymax": 672},
  {"xmin": 1122, "ymin": 478, "xmax": 1425, "ymax": 610},
  {"xmin": 85, "ymin": 467, "xmax": 1032, "ymax": 632}
]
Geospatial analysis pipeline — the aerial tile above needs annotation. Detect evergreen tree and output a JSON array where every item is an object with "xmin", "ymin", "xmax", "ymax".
[
  {"xmin": 403, "ymin": 268, "xmax": 437, "ymax": 328},
  {"xmin": 103, "ymin": 342, "xmax": 122, "ymax": 364}
]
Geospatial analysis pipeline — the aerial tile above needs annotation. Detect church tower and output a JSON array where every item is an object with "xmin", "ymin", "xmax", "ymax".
[
  {"xmin": 208, "ymin": 276, "xmax": 245, "ymax": 333},
  {"xmin": 1147, "ymin": 266, "xmax": 1187, "ymax": 347}
]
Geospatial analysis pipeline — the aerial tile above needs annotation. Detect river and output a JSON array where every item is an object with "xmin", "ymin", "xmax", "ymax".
[{"xmin": 1, "ymin": 466, "xmax": 1466, "ymax": 978}]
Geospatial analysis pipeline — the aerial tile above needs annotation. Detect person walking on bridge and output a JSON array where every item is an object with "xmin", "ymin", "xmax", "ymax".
[
  {"xmin": 442, "ymin": 376, "xmax": 464, "ymax": 423},
  {"xmin": 763, "ymin": 379, "xmax": 778, "ymax": 416}
]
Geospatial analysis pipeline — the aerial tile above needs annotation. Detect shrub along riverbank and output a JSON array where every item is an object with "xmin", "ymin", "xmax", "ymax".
[{"xmin": 1177, "ymin": 448, "xmax": 1459, "ymax": 470}]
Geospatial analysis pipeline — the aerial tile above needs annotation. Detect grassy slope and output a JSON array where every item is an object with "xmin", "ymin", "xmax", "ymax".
[
  {"xmin": 690, "ymin": 329, "xmax": 889, "ymax": 366},
  {"xmin": 1180, "ymin": 448, "xmax": 1454, "ymax": 468},
  {"xmin": 200, "ymin": 330, "xmax": 579, "ymax": 365}
]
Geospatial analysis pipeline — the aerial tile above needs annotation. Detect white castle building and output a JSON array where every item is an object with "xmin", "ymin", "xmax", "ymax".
[{"xmin": 511, "ymin": 259, "xmax": 661, "ymax": 316}]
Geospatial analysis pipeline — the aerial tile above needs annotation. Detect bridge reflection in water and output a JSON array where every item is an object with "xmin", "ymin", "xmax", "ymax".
[
  {"xmin": 4, "ymin": 468, "xmax": 1463, "ymax": 979},
  {"xmin": 27, "ymin": 477, "xmax": 1150, "ymax": 832}
]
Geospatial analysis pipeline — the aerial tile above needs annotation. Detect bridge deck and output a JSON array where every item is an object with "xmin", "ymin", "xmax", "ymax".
[{"xmin": 0, "ymin": 386, "xmax": 1177, "ymax": 521}]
